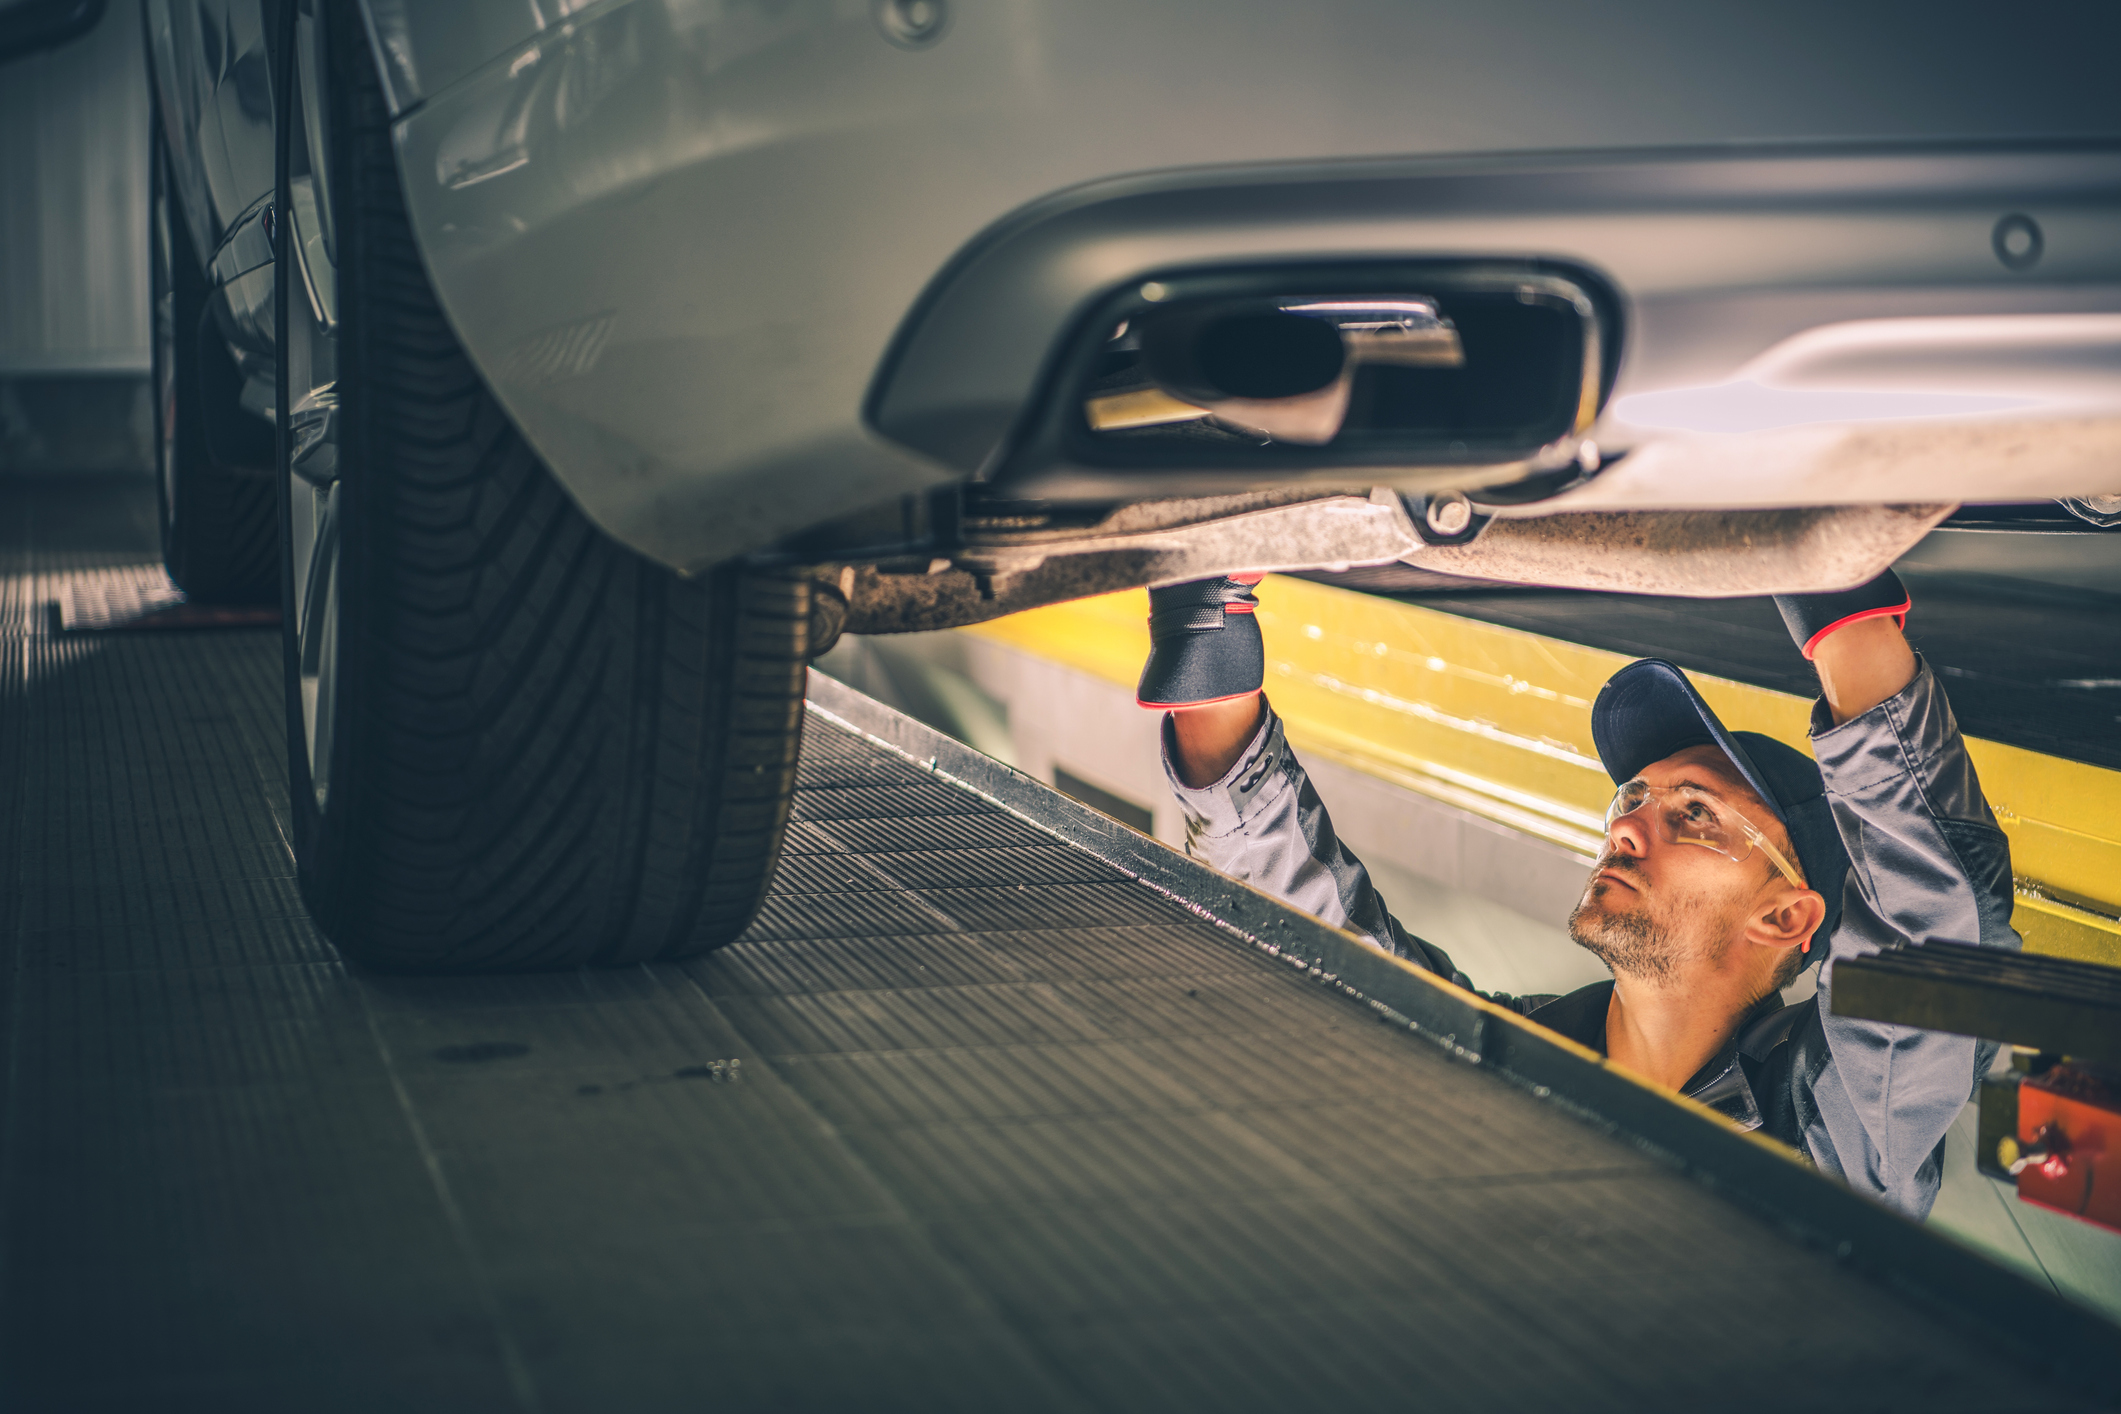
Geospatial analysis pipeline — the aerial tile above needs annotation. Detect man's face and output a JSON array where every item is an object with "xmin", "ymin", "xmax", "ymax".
[{"xmin": 1568, "ymin": 744, "xmax": 1787, "ymax": 984}]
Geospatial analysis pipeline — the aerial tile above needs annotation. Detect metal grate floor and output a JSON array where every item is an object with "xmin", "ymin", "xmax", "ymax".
[{"xmin": 1, "ymin": 478, "xmax": 2108, "ymax": 1412}]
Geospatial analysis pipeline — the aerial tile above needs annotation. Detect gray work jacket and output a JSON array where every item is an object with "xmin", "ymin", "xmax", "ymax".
[{"xmin": 1163, "ymin": 659, "xmax": 2019, "ymax": 1218}]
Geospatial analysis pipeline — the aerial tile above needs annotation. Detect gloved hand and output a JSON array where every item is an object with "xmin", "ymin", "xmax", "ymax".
[
  {"xmin": 1137, "ymin": 574, "xmax": 1266, "ymax": 708},
  {"xmin": 1774, "ymin": 569, "xmax": 1911, "ymax": 661}
]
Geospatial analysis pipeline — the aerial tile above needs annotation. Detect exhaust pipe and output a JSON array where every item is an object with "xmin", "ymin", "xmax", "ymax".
[
  {"xmin": 1089, "ymin": 298, "xmax": 1466, "ymax": 445},
  {"xmin": 991, "ymin": 262, "xmax": 1609, "ymax": 502}
]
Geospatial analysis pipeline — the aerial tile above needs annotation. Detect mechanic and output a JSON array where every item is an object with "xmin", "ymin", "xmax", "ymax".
[{"xmin": 1138, "ymin": 570, "xmax": 2019, "ymax": 1218}]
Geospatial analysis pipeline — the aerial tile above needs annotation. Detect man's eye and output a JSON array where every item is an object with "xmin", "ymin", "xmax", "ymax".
[{"xmin": 1683, "ymin": 801, "xmax": 1717, "ymax": 825}]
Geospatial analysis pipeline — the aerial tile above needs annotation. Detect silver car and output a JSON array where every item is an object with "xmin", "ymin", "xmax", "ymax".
[{"xmin": 133, "ymin": 0, "xmax": 2120, "ymax": 972}]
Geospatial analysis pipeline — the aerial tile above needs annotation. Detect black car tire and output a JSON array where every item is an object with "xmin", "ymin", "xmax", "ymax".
[
  {"xmin": 150, "ymin": 108, "xmax": 278, "ymax": 605},
  {"xmin": 274, "ymin": 0, "xmax": 809, "ymax": 973}
]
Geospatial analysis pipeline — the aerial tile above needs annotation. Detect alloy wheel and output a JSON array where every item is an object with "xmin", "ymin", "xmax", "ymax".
[
  {"xmin": 150, "ymin": 134, "xmax": 179, "ymax": 529},
  {"xmin": 283, "ymin": 0, "xmax": 341, "ymax": 810}
]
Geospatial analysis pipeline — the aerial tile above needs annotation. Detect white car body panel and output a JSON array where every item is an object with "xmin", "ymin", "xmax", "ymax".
[
  {"xmin": 145, "ymin": 0, "xmax": 280, "ymax": 358},
  {"xmin": 144, "ymin": 0, "xmax": 275, "ymax": 263},
  {"xmin": 367, "ymin": 0, "xmax": 2121, "ymax": 572},
  {"xmin": 866, "ymin": 151, "xmax": 2121, "ymax": 504},
  {"xmin": 354, "ymin": 0, "xmax": 546, "ymax": 114}
]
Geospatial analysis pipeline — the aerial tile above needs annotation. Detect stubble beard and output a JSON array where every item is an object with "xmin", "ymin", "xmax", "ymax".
[{"xmin": 1568, "ymin": 867, "xmax": 1685, "ymax": 984}]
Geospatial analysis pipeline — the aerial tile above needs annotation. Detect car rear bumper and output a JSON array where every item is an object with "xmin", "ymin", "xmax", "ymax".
[
  {"xmin": 875, "ymin": 144, "xmax": 2121, "ymax": 509},
  {"xmin": 385, "ymin": 0, "xmax": 2121, "ymax": 571}
]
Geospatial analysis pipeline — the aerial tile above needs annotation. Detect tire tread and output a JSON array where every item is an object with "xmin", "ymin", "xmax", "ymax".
[{"xmin": 292, "ymin": 0, "xmax": 804, "ymax": 973}]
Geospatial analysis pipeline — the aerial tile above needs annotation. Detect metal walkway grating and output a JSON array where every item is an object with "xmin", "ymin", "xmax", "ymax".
[{"xmin": 1, "ymin": 478, "xmax": 2112, "ymax": 1411}]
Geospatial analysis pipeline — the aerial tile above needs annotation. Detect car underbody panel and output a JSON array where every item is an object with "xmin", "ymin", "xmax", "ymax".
[{"xmin": 838, "ymin": 494, "xmax": 1958, "ymax": 636}]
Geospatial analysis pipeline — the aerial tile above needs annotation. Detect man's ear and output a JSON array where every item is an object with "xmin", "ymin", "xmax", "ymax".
[{"xmin": 1746, "ymin": 886, "xmax": 1827, "ymax": 956}]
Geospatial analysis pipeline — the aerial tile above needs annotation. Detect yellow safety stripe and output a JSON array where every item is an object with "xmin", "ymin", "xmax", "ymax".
[{"xmin": 966, "ymin": 575, "xmax": 2121, "ymax": 967}]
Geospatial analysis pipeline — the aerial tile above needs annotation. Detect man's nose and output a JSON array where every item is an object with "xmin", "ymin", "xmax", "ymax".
[{"xmin": 1607, "ymin": 809, "xmax": 1651, "ymax": 859}]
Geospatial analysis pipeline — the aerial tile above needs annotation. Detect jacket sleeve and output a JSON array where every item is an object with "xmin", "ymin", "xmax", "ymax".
[
  {"xmin": 1160, "ymin": 705, "xmax": 1480, "ymax": 992},
  {"xmin": 1806, "ymin": 656, "xmax": 2020, "ymax": 1218}
]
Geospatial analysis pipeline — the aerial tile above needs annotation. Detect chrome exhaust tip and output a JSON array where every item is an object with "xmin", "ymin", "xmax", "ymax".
[
  {"xmin": 1009, "ymin": 262, "xmax": 1609, "ymax": 501},
  {"xmin": 1092, "ymin": 298, "xmax": 1468, "ymax": 445}
]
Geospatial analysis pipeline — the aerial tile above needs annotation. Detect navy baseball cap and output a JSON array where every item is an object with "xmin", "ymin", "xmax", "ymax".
[{"xmin": 1590, "ymin": 659, "xmax": 1849, "ymax": 957}]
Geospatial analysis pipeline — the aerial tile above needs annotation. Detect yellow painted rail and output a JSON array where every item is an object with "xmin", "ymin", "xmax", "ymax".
[{"xmin": 967, "ymin": 575, "xmax": 2121, "ymax": 967}]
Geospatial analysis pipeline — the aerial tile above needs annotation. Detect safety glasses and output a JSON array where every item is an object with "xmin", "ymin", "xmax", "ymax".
[{"xmin": 1604, "ymin": 780, "xmax": 1807, "ymax": 890}]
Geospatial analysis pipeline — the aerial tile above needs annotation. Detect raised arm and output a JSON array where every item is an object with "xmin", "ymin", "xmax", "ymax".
[
  {"xmin": 1168, "ymin": 694, "xmax": 1267, "ymax": 788},
  {"xmin": 1811, "ymin": 616, "xmax": 1918, "ymax": 726},
  {"xmin": 1776, "ymin": 572, "xmax": 2021, "ymax": 1216},
  {"xmin": 1161, "ymin": 700, "xmax": 1473, "ymax": 985},
  {"xmin": 1140, "ymin": 576, "xmax": 1470, "ymax": 985}
]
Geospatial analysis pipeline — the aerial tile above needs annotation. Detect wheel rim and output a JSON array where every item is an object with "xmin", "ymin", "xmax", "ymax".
[
  {"xmin": 150, "ymin": 145, "xmax": 178, "ymax": 526},
  {"xmin": 285, "ymin": 1, "xmax": 340, "ymax": 811}
]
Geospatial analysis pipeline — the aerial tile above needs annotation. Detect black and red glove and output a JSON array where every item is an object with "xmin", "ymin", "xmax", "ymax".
[
  {"xmin": 1774, "ymin": 569, "xmax": 1911, "ymax": 660},
  {"xmin": 1137, "ymin": 574, "xmax": 1265, "ymax": 708}
]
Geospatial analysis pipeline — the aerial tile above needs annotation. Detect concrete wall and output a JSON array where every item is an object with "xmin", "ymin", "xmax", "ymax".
[{"xmin": 0, "ymin": 1, "xmax": 153, "ymax": 473}]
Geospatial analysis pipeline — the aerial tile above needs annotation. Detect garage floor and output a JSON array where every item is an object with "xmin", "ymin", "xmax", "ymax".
[{"xmin": 2, "ymin": 477, "xmax": 2113, "ymax": 1412}]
